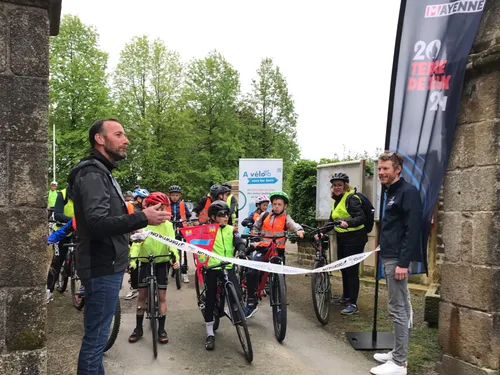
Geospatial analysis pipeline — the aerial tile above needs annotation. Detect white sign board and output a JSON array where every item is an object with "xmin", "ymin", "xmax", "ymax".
[
  {"xmin": 238, "ymin": 159, "xmax": 283, "ymax": 233},
  {"xmin": 316, "ymin": 160, "xmax": 365, "ymax": 221}
]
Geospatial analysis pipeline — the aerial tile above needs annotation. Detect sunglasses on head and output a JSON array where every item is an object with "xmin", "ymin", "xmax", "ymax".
[{"xmin": 217, "ymin": 211, "xmax": 229, "ymax": 217}]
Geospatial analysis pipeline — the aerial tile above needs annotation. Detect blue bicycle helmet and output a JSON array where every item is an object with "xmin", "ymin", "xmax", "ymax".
[{"xmin": 133, "ymin": 188, "xmax": 150, "ymax": 198}]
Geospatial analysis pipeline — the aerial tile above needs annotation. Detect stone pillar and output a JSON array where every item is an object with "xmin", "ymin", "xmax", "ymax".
[
  {"xmin": 437, "ymin": 2, "xmax": 500, "ymax": 374},
  {"xmin": 0, "ymin": 1, "xmax": 60, "ymax": 374}
]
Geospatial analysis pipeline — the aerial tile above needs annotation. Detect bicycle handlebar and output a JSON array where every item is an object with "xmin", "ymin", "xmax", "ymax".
[
  {"xmin": 241, "ymin": 233, "xmax": 296, "ymax": 240},
  {"xmin": 301, "ymin": 221, "xmax": 340, "ymax": 236},
  {"xmin": 206, "ymin": 261, "xmax": 231, "ymax": 271},
  {"xmin": 62, "ymin": 243, "xmax": 76, "ymax": 248},
  {"xmin": 129, "ymin": 254, "xmax": 176, "ymax": 262}
]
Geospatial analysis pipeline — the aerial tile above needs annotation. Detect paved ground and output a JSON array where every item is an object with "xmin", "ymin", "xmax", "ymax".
[{"xmin": 103, "ymin": 258, "xmax": 374, "ymax": 375}]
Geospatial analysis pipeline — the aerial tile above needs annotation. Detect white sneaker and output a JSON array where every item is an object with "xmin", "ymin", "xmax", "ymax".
[
  {"xmin": 374, "ymin": 351, "xmax": 393, "ymax": 363},
  {"xmin": 370, "ymin": 360, "xmax": 407, "ymax": 375},
  {"xmin": 124, "ymin": 289, "xmax": 138, "ymax": 300},
  {"xmin": 46, "ymin": 289, "xmax": 53, "ymax": 304},
  {"xmin": 183, "ymin": 274, "xmax": 189, "ymax": 283}
]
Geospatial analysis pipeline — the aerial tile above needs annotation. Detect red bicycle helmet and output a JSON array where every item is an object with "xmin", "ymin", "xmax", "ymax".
[{"xmin": 144, "ymin": 192, "xmax": 170, "ymax": 207}]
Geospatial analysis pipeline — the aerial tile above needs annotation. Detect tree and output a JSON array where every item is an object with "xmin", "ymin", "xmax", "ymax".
[
  {"xmin": 112, "ymin": 36, "xmax": 190, "ymax": 192},
  {"xmin": 247, "ymin": 58, "xmax": 300, "ymax": 184},
  {"xmin": 183, "ymin": 51, "xmax": 242, "ymax": 197},
  {"xmin": 289, "ymin": 160, "xmax": 318, "ymax": 227},
  {"xmin": 49, "ymin": 15, "xmax": 111, "ymax": 184}
]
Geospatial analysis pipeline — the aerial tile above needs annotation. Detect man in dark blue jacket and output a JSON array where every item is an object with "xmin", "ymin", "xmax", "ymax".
[{"xmin": 370, "ymin": 151, "xmax": 422, "ymax": 375}]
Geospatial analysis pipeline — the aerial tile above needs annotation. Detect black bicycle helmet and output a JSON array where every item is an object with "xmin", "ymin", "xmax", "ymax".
[
  {"xmin": 168, "ymin": 185, "xmax": 182, "ymax": 193},
  {"xmin": 216, "ymin": 185, "xmax": 231, "ymax": 197},
  {"xmin": 330, "ymin": 172, "xmax": 349, "ymax": 184},
  {"xmin": 209, "ymin": 184, "xmax": 221, "ymax": 199},
  {"xmin": 222, "ymin": 182, "xmax": 232, "ymax": 189},
  {"xmin": 208, "ymin": 201, "xmax": 230, "ymax": 218}
]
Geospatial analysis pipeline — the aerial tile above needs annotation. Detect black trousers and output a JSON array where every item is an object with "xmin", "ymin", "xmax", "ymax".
[
  {"xmin": 337, "ymin": 240, "xmax": 365, "ymax": 306},
  {"xmin": 204, "ymin": 268, "xmax": 241, "ymax": 323},
  {"xmin": 46, "ymin": 235, "xmax": 73, "ymax": 292}
]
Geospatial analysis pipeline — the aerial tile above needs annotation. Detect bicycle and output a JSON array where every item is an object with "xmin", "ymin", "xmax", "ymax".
[
  {"xmin": 195, "ymin": 261, "xmax": 253, "ymax": 362},
  {"xmin": 239, "ymin": 233, "xmax": 296, "ymax": 343},
  {"xmin": 129, "ymin": 253, "xmax": 176, "ymax": 359},
  {"xmin": 301, "ymin": 222, "xmax": 338, "ymax": 325},
  {"xmin": 63, "ymin": 242, "xmax": 121, "ymax": 353}
]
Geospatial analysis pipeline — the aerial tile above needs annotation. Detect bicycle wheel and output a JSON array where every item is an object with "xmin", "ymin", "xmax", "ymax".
[
  {"xmin": 226, "ymin": 283, "xmax": 253, "ymax": 363},
  {"xmin": 56, "ymin": 265, "xmax": 68, "ymax": 293},
  {"xmin": 175, "ymin": 268, "xmax": 182, "ymax": 290},
  {"xmin": 271, "ymin": 273, "xmax": 287, "ymax": 342},
  {"xmin": 149, "ymin": 279, "xmax": 158, "ymax": 358},
  {"xmin": 195, "ymin": 270, "xmax": 206, "ymax": 318},
  {"xmin": 104, "ymin": 299, "xmax": 121, "ymax": 352},
  {"xmin": 311, "ymin": 260, "xmax": 331, "ymax": 325}
]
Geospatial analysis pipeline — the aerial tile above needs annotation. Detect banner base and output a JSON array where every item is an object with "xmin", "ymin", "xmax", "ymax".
[{"xmin": 346, "ymin": 331, "xmax": 394, "ymax": 350}]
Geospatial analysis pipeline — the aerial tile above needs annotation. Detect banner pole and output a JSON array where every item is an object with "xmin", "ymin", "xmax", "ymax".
[{"xmin": 346, "ymin": 0, "xmax": 407, "ymax": 350}]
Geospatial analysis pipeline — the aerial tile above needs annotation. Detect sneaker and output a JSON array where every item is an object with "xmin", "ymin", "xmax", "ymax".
[
  {"xmin": 244, "ymin": 303, "xmax": 258, "ymax": 319},
  {"xmin": 183, "ymin": 274, "xmax": 189, "ymax": 283},
  {"xmin": 374, "ymin": 351, "xmax": 393, "ymax": 363},
  {"xmin": 128, "ymin": 328, "xmax": 143, "ymax": 343},
  {"xmin": 341, "ymin": 304, "xmax": 359, "ymax": 315},
  {"xmin": 46, "ymin": 289, "xmax": 53, "ymax": 304},
  {"xmin": 370, "ymin": 360, "xmax": 407, "ymax": 375},
  {"xmin": 124, "ymin": 289, "xmax": 138, "ymax": 300},
  {"xmin": 205, "ymin": 335, "xmax": 215, "ymax": 350},
  {"xmin": 331, "ymin": 295, "xmax": 350, "ymax": 305}
]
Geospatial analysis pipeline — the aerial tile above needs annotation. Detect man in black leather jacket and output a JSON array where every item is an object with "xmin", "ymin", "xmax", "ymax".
[{"xmin": 70, "ymin": 118, "xmax": 169, "ymax": 375}]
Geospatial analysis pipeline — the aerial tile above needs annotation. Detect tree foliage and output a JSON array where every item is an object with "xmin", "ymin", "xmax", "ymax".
[
  {"xmin": 49, "ymin": 17, "xmax": 306, "ymax": 205},
  {"xmin": 49, "ymin": 15, "xmax": 111, "ymax": 185}
]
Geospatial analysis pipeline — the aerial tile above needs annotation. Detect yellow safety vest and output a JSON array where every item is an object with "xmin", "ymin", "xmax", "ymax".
[
  {"xmin": 331, "ymin": 190, "xmax": 364, "ymax": 233},
  {"xmin": 54, "ymin": 188, "xmax": 74, "ymax": 236},
  {"xmin": 208, "ymin": 225, "xmax": 235, "ymax": 269},
  {"xmin": 226, "ymin": 194, "xmax": 237, "ymax": 222}
]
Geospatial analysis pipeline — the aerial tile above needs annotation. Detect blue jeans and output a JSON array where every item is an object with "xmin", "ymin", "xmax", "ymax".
[{"xmin": 77, "ymin": 271, "xmax": 124, "ymax": 375}]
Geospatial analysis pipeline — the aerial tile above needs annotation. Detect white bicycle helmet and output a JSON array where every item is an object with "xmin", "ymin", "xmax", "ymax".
[{"xmin": 255, "ymin": 195, "xmax": 270, "ymax": 205}]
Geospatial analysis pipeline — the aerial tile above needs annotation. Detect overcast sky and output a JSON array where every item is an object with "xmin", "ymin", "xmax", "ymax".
[{"xmin": 61, "ymin": 0, "xmax": 401, "ymax": 161}]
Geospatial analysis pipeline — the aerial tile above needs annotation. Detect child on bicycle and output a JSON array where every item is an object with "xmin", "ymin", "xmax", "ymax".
[
  {"xmin": 128, "ymin": 192, "xmax": 179, "ymax": 344},
  {"xmin": 168, "ymin": 184, "xmax": 192, "ymax": 283},
  {"xmin": 125, "ymin": 188, "xmax": 150, "ymax": 300},
  {"xmin": 203, "ymin": 201, "xmax": 247, "ymax": 351},
  {"xmin": 241, "ymin": 195, "xmax": 270, "ymax": 233},
  {"xmin": 245, "ymin": 191, "xmax": 304, "ymax": 318}
]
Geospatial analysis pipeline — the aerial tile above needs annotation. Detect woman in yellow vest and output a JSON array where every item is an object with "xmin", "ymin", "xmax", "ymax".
[{"xmin": 325, "ymin": 172, "xmax": 367, "ymax": 315}]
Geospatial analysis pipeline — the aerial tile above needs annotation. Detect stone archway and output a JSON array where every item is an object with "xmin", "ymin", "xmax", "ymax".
[
  {"xmin": 437, "ymin": 2, "xmax": 500, "ymax": 374},
  {"xmin": 0, "ymin": 1, "xmax": 60, "ymax": 373}
]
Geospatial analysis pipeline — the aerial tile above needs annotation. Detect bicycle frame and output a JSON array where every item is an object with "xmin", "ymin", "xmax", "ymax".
[
  {"xmin": 129, "ymin": 254, "xmax": 174, "ymax": 315},
  {"xmin": 200, "ymin": 262, "xmax": 244, "ymax": 324},
  {"xmin": 240, "ymin": 234, "xmax": 291, "ymax": 300}
]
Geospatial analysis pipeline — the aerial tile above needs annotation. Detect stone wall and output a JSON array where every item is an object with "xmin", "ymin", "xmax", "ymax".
[
  {"xmin": 437, "ymin": 1, "xmax": 500, "ymax": 374},
  {"xmin": 0, "ymin": 1, "xmax": 58, "ymax": 374}
]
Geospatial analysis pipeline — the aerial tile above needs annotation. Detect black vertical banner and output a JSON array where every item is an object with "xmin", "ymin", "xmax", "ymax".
[{"xmin": 386, "ymin": 0, "xmax": 486, "ymax": 275}]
